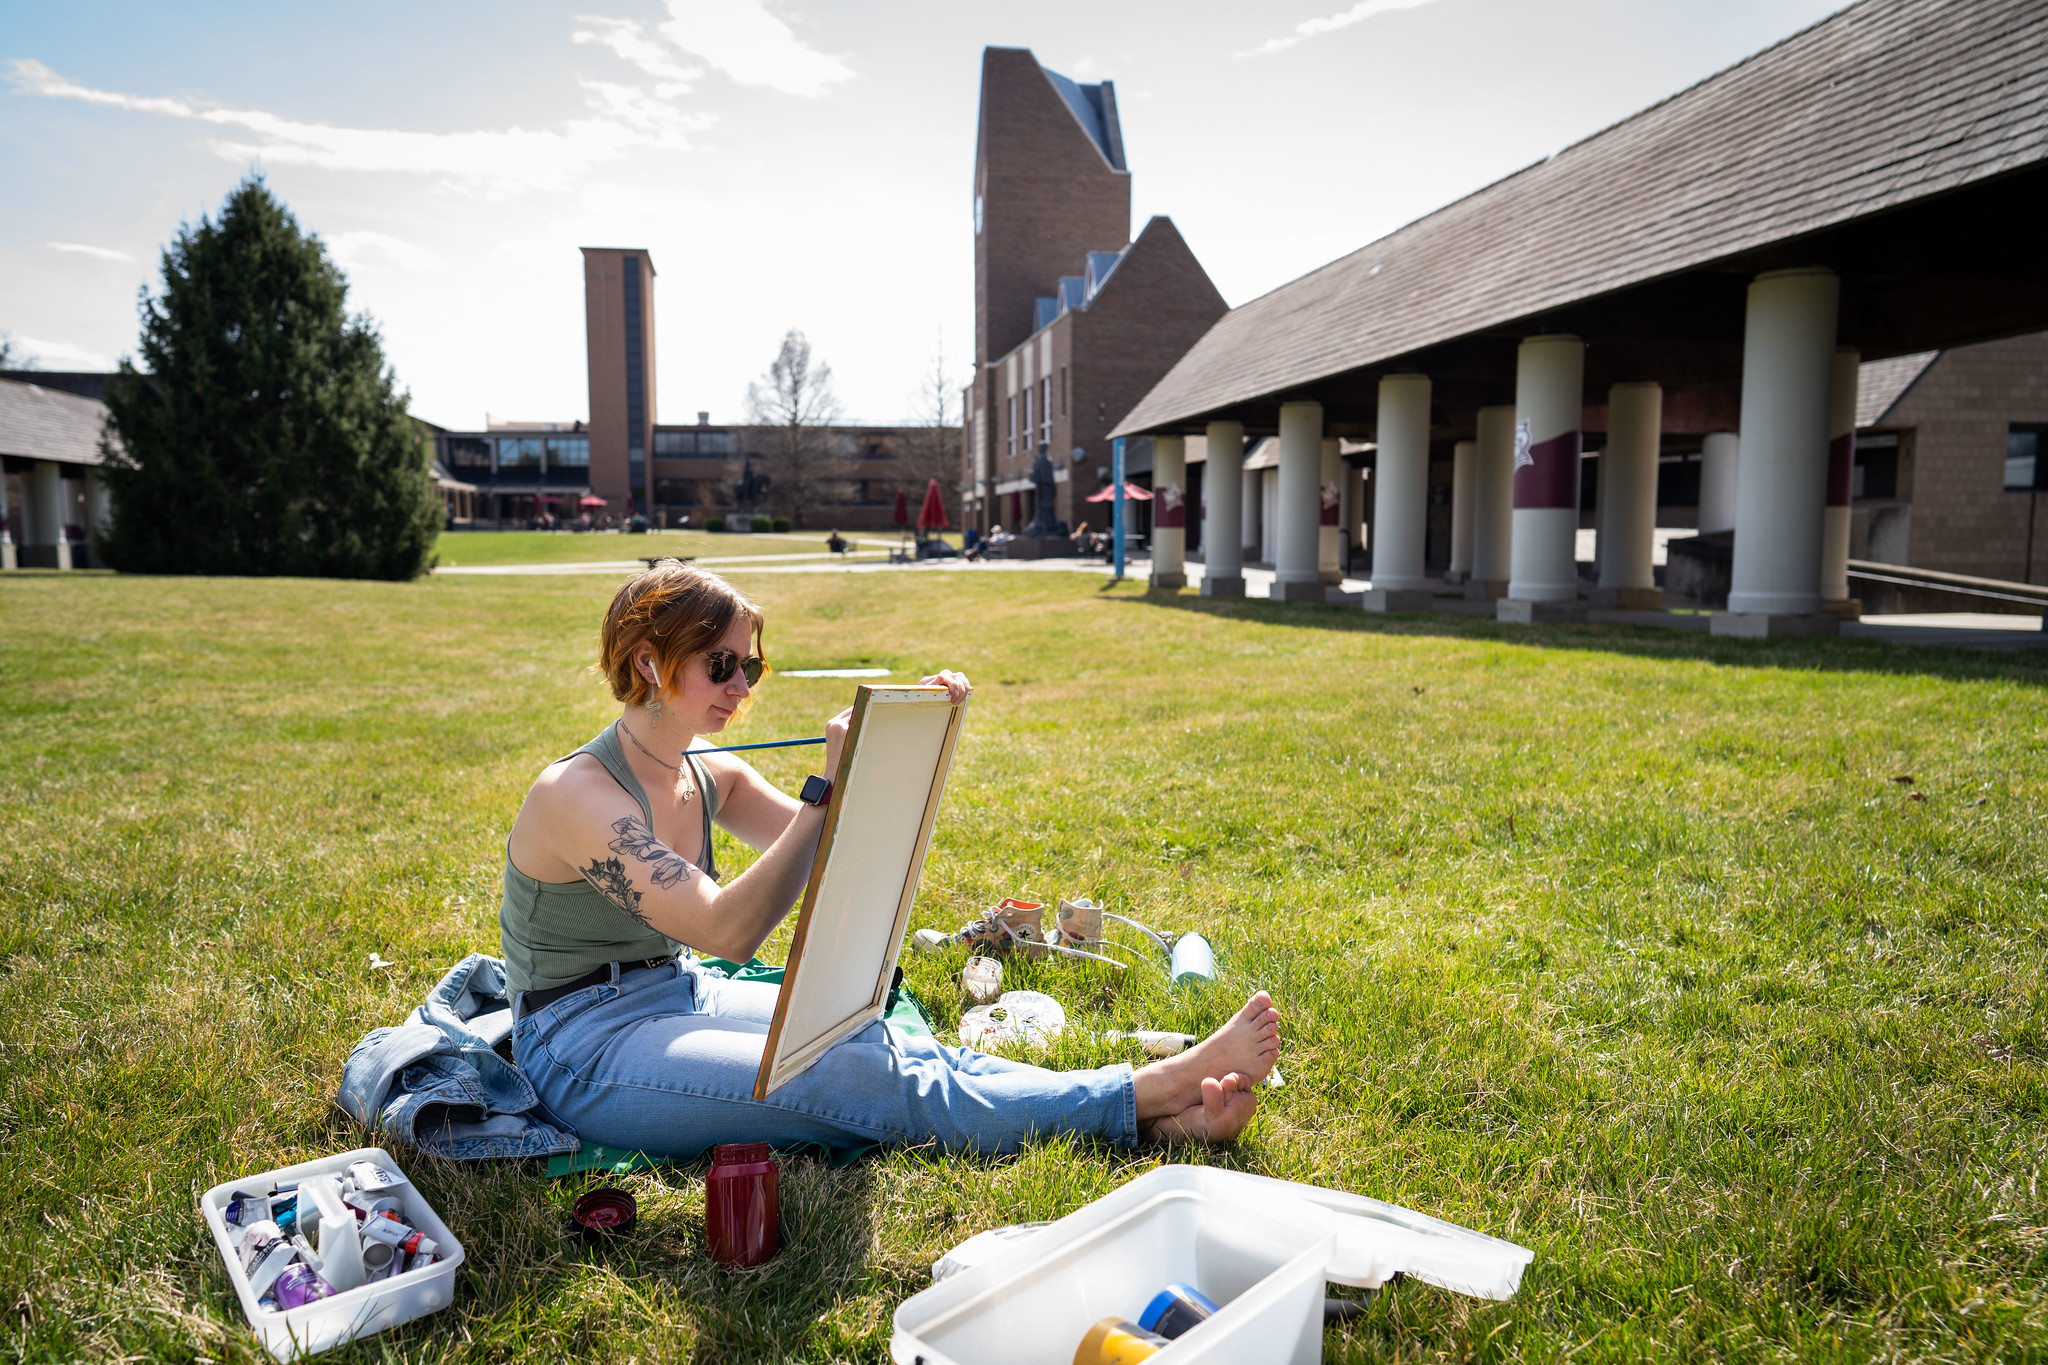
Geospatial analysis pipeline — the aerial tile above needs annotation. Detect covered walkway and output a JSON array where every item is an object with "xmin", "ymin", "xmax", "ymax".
[{"xmin": 1113, "ymin": 0, "xmax": 2048, "ymax": 638}]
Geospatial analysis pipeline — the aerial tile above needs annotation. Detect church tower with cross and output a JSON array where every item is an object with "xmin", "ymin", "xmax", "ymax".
[{"xmin": 582, "ymin": 247, "xmax": 658, "ymax": 514}]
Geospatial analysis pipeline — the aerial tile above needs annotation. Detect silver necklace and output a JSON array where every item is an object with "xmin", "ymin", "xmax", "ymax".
[{"xmin": 615, "ymin": 719, "xmax": 696, "ymax": 801}]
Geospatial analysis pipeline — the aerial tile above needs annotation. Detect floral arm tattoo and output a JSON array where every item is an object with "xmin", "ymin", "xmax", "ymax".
[
  {"xmin": 578, "ymin": 856, "xmax": 650, "ymax": 928},
  {"xmin": 605, "ymin": 816, "xmax": 696, "ymax": 889}
]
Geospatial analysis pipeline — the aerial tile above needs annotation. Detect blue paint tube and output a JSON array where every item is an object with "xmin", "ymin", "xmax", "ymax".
[
  {"xmin": 1168, "ymin": 933, "xmax": 1215, "ymax": 986},
  {"xmin": 1137, "ymin": 1282, "xmax": 1219, "ymax": 1340}
]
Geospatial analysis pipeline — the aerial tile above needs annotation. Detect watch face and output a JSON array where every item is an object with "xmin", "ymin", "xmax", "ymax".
[{"xmin": 801, "ymin": 774, "xmax": 831, "ymax": 806}]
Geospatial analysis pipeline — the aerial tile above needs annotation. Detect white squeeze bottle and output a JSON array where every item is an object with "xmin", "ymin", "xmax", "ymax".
[{"xmin": 301, "ymin": 1176, "xmax": 366, "ymax": 1291}]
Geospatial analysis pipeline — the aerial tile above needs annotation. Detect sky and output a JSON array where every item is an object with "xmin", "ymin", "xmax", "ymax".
[{"xmin": 0, "ymin": 0, "xmax": 1846, "ymax": 429}]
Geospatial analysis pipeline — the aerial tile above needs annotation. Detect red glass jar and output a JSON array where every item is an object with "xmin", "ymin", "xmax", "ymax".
[{"xmin": 705, "ymin": 1142, "xmax": 780, "ymax": 1266}]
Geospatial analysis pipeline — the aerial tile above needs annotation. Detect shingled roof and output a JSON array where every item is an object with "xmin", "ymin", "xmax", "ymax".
[
  {"xmin": 0, "ymin": 377, "xmax": 114, "ymax": 466},
  {"xmin": 1115, "ymin": 0, "xmax": 2048, "ymax": 437}
]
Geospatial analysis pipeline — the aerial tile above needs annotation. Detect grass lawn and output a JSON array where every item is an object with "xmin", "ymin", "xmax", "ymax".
[{"xmin": 3, "ymin": 566, "xmax": 2045, "ymax": 1363}]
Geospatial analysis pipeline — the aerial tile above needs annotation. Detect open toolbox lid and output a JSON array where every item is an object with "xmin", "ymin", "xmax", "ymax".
[{"xmin": 1194, "ymin": 1169, "xmax": 1533, "ymax": 1299}]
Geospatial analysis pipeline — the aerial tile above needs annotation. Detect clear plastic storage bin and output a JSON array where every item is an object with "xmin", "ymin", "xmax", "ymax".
[
  {"xmin": 892, "ymin": 1165, "xmax": 1532, "ymax": 1365},
  {"xmin": 200, "ymin": 1146, "xmax": 465, "ymax": 1362}
]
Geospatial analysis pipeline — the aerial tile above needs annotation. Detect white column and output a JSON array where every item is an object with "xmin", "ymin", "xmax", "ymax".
[
  {"xmin": 1822, "ymin": 347, "xmax": 1859, "ymax": 608},
  {"xmin": 1366, "ymin": 373, "xmax": 1431, "ymax": 610},
  {"xmin": 1720, "ymin": 267, "xmax": 1839, "ymax": 633},
  {"xmin": 1502, "ymin": 334, "xmax": 1585, "ymax": 620},
  {"xmin": 1698, "ymin": 432, "xmax": 1739, "ymax": 533},
  {"xmin": 1241, "ymin": 462, "xmax": 1262, "ymax": 562},
  {"xmin": 1594, "ymin": 381, "xmax": 1662, "ymax": 609},
  {"xmin": 1448, "ymin": 440, "xmax": 1476, "ymax": 583},
  {"xmin": 1150, "ymin": 435, "xmax": 1187, "ymax": 589},
  {"xmin": 0, "ymin": 468, "xmax": 13, "ymax": 570},
  {"xmin": 1202, "ymin": 420, "xmax": 1245, "ymax": 597},
  {"xmin": 31, "ymin": 461, "xmax": 71, "ymax": 571},
  {"xmin": 1261, "ymin": 468, "xmax": 1278, "ymax": 564},
  {"xmin": 1318, "ymin": 437, "xmax": 1342, "ymax": 583},
  {"xmin": 1274, "ymin": 400, "xmax": 1324, "ymax": 601},
  {"xmin": 1467, "ymin": 404, "xmax": 1514, "ymax": 599}
]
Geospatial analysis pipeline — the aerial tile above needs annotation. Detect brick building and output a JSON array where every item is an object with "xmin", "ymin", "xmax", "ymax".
[
  {"xmin": 961, "ymin": 48, "xmax": 1227, "ymax": 536},
  {"xmin": 1852, "ymin": 331, "xmax": 2048, "ymax": 584}
]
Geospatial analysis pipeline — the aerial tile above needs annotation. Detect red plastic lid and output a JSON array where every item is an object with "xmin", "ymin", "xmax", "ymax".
[
  {"xmin": 571, "ymin": 1187, "xmax": 638, "ymax": 1234},
  {"xmin": 711, "ymin": 1142, "xmax": 774, "ymax": 1167}
]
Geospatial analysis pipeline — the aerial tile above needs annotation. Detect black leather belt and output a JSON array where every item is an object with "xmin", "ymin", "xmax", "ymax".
[{"xmin": 520, "ymin": 957, "xmax": 675, "ymax": 1015}]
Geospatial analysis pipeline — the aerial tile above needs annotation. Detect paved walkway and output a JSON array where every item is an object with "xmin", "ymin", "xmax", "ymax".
[{"xmin": 436, "ymin": 551, "xmax": 2044, "ymax": 649}]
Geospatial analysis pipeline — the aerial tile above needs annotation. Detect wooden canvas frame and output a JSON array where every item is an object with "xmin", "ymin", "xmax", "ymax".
[{"xmin": 753, "ymin": 684, "xmax": 968, "ymax": 1098}]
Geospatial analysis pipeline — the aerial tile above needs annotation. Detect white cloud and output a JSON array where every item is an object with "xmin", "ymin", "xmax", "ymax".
[
  {"xmin": 1237, "ymin": 0, "xmax": 1450, "ymax": 58},
  {"xmin": 46, "ymin": 241, "xmax": 135, "ymax": 262},
  {"xmin": 572, "ymin": 14, "xmax": 701, "ymax": 89},
  {"xmin": 8, "ymin": 334, "xmax": 115, "ymax": 369},
  {"xmin": 4, "ymin": 56, "xmax": 693, "ymax": 196},
  {"xmin": 657, "ymin": 0, "xmax": 852, "ymax": 98},
  {"xmin": 325, "ymin": 231, "xmax": 442, "ymax": 273}
]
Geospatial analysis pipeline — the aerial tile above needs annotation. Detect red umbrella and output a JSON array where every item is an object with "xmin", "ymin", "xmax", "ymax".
[
  {"xmin": 1084, "ymin": 482, "xmax": 1154, "ymax": 502},
  {"xmin": 916, "ymin": 478, "xmax": 950, "ymax": 530},
  {"xmin": 894, "ymin": 489, "xmax": 909, "ymax": 527},
  {"xmin": 578, "ymin": 495, "xmax": 607, "ymax": 508}
]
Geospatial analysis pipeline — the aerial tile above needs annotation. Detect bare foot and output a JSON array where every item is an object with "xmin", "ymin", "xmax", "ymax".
[
  {"xmin": 1141, "ymin": 1072, "xmax": 1258, "ymax": 1145},
  {"xmin": 1132, "ymin": 992, "xmax": 1280, "ymax": 1120}
]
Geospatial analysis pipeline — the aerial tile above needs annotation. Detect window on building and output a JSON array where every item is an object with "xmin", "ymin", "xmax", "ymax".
[
  {"xmin": 653, "ymin": 431, "xmax": 696, "ymax": 456},
  {"xmin": 698, "ymin": 431, "xmax": 735, "ymax": 456},
  {"xmin": 1007, "ymin": 396, "xmax": 1017, "ymax": 457},
  {"xmin": 445, "ymin": 437, "xmax": 491, "ymax": 475},
  {"xmin": 1040, "ymin": 377, "xmax": 1051, "ymax": 445},
  {"xmin": 1061, "ymin": 366, "xmax": 1068, "ymax": 417},
  {"xmin": 2006, "ymin": 426, "xmax": 2047, "ymax": 491},
  {"xmin": 1855, "ymin": 433, "xmax": 1899, "ymax": 499},
  {"xmin": 653, "ymin": 479, "xmax": 697, "ymax": 506},
  {"xmin": 546, "ymin": 437, "xmax": 590, "ymax": 485},
  {"xmin": 496, "ymin": 437, "xmax": 542, "ymax": 481},
  {"xmin": 1022, "ymin": 390, "xmax": 1034, "ymax": 453}
]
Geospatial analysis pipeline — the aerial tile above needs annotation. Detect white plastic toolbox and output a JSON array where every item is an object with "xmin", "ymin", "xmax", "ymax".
[
  {"xmin": 891, "ymin": 1166, "xmax": 1533, "ymax": 1365},
  {"xmin": 199, "ymin": 1146, "xmax": 465, "ymax": 1362}
]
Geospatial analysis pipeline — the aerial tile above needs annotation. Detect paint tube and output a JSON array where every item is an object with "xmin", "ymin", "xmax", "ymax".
[
  {"xmin": 343, "ymin": 1189, "xmax": 402, "ymax": 1223},
  {"xmin": 362, "ymin": 1214, "xmax": 438, "ymax": 1262},
  {"xmin": 272, "ymin": 1263, "xmax": 334, "ymax": 1311},
  {"xmin": 237, "ymin": 1221, "xmax": 297, "ymax": 1300},
  {"xmin": 361, "ymin": 1238, "xmax": 397, "ymax": 1279},
  {"xmin": 224, "ymin": 1191, "xmax": 271, "ymax": 1228},
  {"xmin": 346, "ymin": 1160, "xmax": 402, "ymax": 1192},
  {"xmin": 1100, "ymin": 1030, "xmax": 1197, "ymax": 1057}
]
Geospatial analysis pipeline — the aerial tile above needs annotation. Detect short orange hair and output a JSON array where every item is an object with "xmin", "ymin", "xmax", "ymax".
[{"xmin": 598, "ymin": 561, "xmax": 764, "ymax": 705}]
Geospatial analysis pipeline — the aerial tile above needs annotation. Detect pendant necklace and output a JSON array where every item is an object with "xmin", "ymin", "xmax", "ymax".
[{"xmin": 615, "ymin": 718, "xmax": 696, "ymax": 803}]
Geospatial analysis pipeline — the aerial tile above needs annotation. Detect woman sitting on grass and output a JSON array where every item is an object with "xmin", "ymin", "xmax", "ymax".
[{"xmin": 502, "ymin": 562, "xmax": 1280, "ymax": 1155}]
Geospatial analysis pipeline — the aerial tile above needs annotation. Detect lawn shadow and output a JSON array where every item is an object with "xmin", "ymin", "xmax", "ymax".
[{"xmin": 1111, "ymin": 588, "xmax": 2048, "ymax": 686}]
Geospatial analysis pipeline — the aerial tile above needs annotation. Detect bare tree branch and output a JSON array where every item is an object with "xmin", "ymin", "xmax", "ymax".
[{"xmin": 744, "ymin": 329, "xmax": 841, "ymax": 528}]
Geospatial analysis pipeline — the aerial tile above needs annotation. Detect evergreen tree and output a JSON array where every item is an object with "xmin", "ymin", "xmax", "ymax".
[{"xmin": 97, "ymin": 177, "xmax": 439, "ymax": 579}]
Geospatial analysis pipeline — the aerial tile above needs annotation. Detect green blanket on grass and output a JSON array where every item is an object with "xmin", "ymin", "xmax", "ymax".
[{"xmin": 545, "ymin": 957, "xmax": 935, "ymax": 1177}]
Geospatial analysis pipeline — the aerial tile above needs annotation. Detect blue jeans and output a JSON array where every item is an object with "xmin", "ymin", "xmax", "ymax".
[{"xmin": 512, "ymin": 958, "xmax": 1138, "ymax": 1156}]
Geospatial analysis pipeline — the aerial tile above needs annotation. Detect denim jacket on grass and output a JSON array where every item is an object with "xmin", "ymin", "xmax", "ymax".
[{"xmin": 338, "ymin": 953, "xmax": 578, "ymax": 1161}]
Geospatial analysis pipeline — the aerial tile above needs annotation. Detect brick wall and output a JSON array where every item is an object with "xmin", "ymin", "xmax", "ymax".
[{"xmin": 1885, "ymin": 331, "xmax": 2048, "ymax": 581}]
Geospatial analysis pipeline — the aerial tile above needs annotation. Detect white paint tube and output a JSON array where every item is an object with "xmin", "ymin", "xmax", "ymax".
[{"xmin": 346, "ymin": 1160, "xmax": 402, "ymax": 1192}]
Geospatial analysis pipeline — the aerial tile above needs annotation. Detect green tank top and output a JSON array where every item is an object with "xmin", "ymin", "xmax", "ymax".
[{"xmin": 499, "ymin": 722, "xmax": 721, "ymax": 997}]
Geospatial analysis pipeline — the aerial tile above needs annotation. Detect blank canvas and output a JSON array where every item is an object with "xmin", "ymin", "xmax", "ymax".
[{"xmin": 753, "ymin": 684, "xmax": 967, "ymax": 1098}]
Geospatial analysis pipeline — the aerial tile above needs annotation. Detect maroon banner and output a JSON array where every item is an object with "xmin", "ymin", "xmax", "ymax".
[
  {"xmin": 1513, "ymin": 427, "xmax": 1581, "ymax": 509},
  {"xmin": 1319, "ymin": 480, "xmax": 1340, "ymax": 526},
  {"xmin": 1826, "ymin": 433, "xmax": 1853, "ymax": 506},
  {"xmin": 1154, "ymin": 482, "xmax": 1186, "ymax": 529}
]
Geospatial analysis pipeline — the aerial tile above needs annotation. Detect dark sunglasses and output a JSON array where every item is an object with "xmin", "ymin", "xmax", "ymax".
[{"xmin": 705, "ymin": 649, "xmax": 767, "ymax": 686}]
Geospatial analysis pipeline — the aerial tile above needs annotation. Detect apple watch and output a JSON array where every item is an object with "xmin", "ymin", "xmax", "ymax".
[{"xmin": 799, "ymin": 774, "xmax": 833, "ymax": 807}]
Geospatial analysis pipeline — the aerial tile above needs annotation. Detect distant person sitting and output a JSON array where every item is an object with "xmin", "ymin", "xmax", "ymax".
[{"xmin": 826, "ymin": 530, "xmax": 849, "ymax": 555}]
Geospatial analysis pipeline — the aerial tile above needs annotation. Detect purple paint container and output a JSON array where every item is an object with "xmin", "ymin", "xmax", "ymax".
[{"xmin": 272, "ymin": 1263, "xmax": 334, "ymax": 1311}]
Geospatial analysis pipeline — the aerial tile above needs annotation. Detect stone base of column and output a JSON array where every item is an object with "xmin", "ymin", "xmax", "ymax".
[
  {"xmin": 1320, "ymin": 568, "xmax": 1343, "ymax": 585},
  {"xmin": 1821, "ymin": 597, "xmax": 1863, "ymax": 620},
  {"xmin": 1148, "ymin": 572, "xmax": 1186, "ymax": 590},
  {"xmin": 1497, "ymin": 597, "xmax": 1589, "ymax": 624},
  {"xmin": 1589, "ymin": 586, "xmax": 1663, "ymax": 610},
  {"xmin": 1272, "ymin": 578, "xmax": 1327, "ymax": 604},
  {"xmin": 1464, "ymin": 579, "xmax": 1508, "ymax": 601},
  {"xmin": 1, "ymin": 542, "xmax": 14, "ymax": 571},
  {"xmin": 1709, "ymin": 611, "xmax": 1842, "ymax": 639},
  {"xmin": 1444, "ymin": 569, "xmax": 1468, "ymax": 586},
  {"xmin": 1361, "ymin": 589, "xmax": 1434, "ymax": 613},
  {"xmin": 1200, "ymin": 575, "xmax": 1245, "ymax": 598}
]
